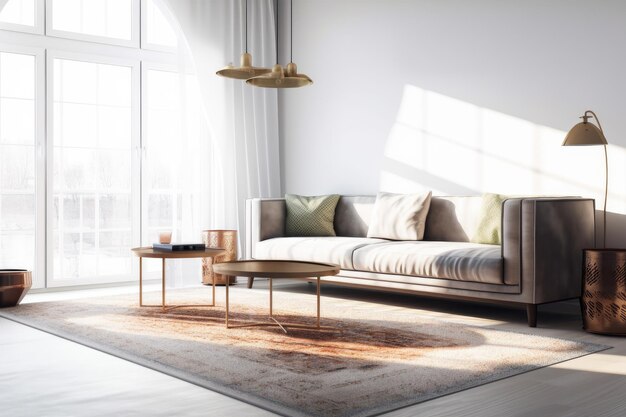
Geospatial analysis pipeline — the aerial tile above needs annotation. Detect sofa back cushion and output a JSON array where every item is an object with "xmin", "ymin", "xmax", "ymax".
[{"xmin": 334, "ymin": 195, "xmax": 484, "ymax": 242}]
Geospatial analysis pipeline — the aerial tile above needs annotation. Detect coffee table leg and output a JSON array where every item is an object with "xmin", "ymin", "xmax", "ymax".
[
  {"xmin": 139, "ymin": 257, "xmax": 143, "ymax": 307},
  {"xmin": 162, "ymin": 258, "xmax": 166, "ymax": 311},
  {"xmin": 316, "ymin": 277, "xmax": 321, "ymax": 328},
  {"xmin": 225, "ymin": 275, "xmax": 229, "ymax": 328},
  {"xmin": 269, "ymin": 278, "xmax": 273, "ymax": 317}
]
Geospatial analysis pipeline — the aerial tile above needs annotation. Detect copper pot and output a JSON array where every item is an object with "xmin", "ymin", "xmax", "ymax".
[
  {"xmin": 0, "ymin": 269, "xmax": 32, "ymax": 307},
  {"xmin": 202, "ymin": 230, "xmax": 238, "ymax": 285}
]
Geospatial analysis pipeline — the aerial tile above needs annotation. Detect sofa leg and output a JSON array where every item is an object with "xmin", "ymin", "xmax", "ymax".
[
  {"xmin": 247, "ymin": 277, "xmax": 254, "ymax": 289},
  {"xmin": 526, "ymin": 304, "xmax": 537, "ymax": 327}
]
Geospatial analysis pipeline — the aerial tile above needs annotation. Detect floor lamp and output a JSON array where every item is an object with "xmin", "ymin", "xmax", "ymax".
[
  {"xmin": 564, "ymin": 111, "xmax": 626, "ymax": 335},
  {"xmin": 562, "ymin": 110, "xmax": 608, "ymax": 248}
]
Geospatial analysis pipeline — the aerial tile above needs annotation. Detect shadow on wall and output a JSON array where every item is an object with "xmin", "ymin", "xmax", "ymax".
[{"xmin": 380, "ymin": 84, "xmax": 626, "ymax": 245}]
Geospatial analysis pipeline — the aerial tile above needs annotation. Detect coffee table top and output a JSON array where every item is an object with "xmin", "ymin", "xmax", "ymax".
[
  {"xmin": 131, "ymin": 247, "xmax": 225, "ymax": 259},
  {"xmin": 212, "ymin": 260, "xmax": 340, "ymax": 278}
]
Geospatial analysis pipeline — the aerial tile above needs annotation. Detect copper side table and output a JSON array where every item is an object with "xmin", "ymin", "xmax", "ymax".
[
  {"xmin": 202, "ymin": 230, "xmax": 237, "ymax": 285},
  {"xmin": 581, "ymin": 249, "xmax": 626, "ymax": 335},
  {"xmin": 131, "ymin": 247, "xmax": 224, "ymax": 311}
]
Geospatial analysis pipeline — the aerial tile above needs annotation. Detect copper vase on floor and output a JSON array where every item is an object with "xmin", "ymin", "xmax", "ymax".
[
  {"xmin": 202, "ymin": 230, "xmax": 237, "ymax": 285},
  {"xmin": 0, "ymin": 269, "xmax": 32, "ymax": 307}
]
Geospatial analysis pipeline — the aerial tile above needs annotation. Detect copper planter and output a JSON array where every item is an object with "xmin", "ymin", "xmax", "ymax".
[
  {"xmin": 581, "ymin": 249, "xmax": 626, "ymax": 335},
  {"xmin": 0, "ymin": 269, "xmax": 32, "ymax": 307},
  {"xmin": 202, "ymin": 230, "xmax": 237, "ymax": 285}
]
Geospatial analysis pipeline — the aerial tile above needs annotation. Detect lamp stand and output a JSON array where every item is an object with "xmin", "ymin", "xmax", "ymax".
[{"xmin": 602, "ymin": 143, "xmax": 608, "ymax": 248}]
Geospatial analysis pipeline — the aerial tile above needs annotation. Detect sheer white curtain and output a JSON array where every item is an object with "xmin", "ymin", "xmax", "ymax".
[
  {"xmin": 163, "ymin": 0, "xmax": 280, "ymax": 236},
  {"xmin": 159, "ymin": 0, "xmax": 280, "ymax": 285}
]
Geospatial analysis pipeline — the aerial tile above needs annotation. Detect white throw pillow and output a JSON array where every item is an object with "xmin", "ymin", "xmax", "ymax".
[{"xmin": 367, "ymin": 191, "xmax": 433, "ymax": 240}]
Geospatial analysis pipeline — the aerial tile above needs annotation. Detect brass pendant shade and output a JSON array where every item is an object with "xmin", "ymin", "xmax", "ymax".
[
  {"xmin": 216, "ymin": 52, "xmax": 271, "ymax": 80},
  {"xmin": 247, "ymin": 0, "xmax": 312, "ymax": 89},
  {"xmin": 246, "ymin": 62, "xmax": 312, "ymax": 88},
  {"xmin": 216, "ymin": 0, "xmax": 270, "ymax": 80}
]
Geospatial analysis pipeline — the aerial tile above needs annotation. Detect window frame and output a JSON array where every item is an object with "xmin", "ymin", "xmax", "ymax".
[
  {"xmin": 45, "ymin": 0, "xmax": 141, "ymax": 48},
  {"xmin": 45, "ymin": 49, "xmax": 141, "ymax": 287},
  {"xmin": 0, "ymin": 0, "xmax": 45, "ymax": 35},
  {"xmin": 0, "ymin": 43, "xmax": 46, "ymax": 288}
]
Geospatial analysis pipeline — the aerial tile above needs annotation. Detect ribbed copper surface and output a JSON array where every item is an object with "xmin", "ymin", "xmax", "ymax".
[
  {"xmin": 202, "ymin": 230, "xmax": 237, "ymax": 285},
  {"xmin": 582, "ymin": 249, "xmax": 626, "ymax": 335},
  {"xmin": 0, "ymin": 269, "xmax": 32, "ymax": 307}
]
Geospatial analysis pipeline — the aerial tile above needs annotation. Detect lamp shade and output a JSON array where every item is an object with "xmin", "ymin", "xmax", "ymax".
[
  {"xmin": 216, "ymin": 52, "xmax": 271, "ymax": 80},
  {"xmin": 562, "ymin": 121, "xmax": 607, "ymax": 146},
  {"xmin": 246, "ymin": 64, "xmax": 286, "ymax": 87}
]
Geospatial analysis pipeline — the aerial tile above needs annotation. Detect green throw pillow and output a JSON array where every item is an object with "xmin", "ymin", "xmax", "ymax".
[
  {"xmin": 285, "ymin": 194, "xmax": 341, "ymax": 237},
  {"xmin": 471, "ymin": 193, "xmax": 508, "ymax": 245}
]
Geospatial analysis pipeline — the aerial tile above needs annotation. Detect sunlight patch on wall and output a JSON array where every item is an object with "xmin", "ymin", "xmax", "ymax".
[{"xmin": 381, "ymin": 84, "xmax": 626, "ymax": 215}]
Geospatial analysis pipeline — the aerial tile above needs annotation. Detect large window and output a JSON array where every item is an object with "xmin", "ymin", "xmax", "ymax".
[
  {"xmin": 0, "ymin": 0, "xmax": 205, "ymax": 288},
  {"xmin": 0, "ymin": 51, "xmax": 37, "ymax": 274},
  {"xmin": 50, "ymin": 56, "xmax": 137, "ymax": 285}
]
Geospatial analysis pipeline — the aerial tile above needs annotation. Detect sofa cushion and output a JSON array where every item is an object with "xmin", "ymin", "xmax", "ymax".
[
  {"xmin": 471, "ymin": 193, "xmax": 507, "ymax": 245},
  {"xmin": 367, "ymin": 191, "xmax": 432, "ymax": 240},
  {"xmin": 254, "ymin": 237, "xmax": 387, "ymax": 270},
  {"xmin": 352, "ymin": 241, "xmax": 503, "ymax": 284},
  {"xmin": 285, "ymin": 194, "xmax": 340, "ymax": 237}
]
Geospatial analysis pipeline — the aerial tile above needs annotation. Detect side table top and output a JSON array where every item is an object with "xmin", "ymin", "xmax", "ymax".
[
  {"xmin": 131, "ymin": 247, "xmax": 225, "ymax": 259},
  {"xmin": 212, "ymin": 260, "xmax": 340, "ymax": 278}
]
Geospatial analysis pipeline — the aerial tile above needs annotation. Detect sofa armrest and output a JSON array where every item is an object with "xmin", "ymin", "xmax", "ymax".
[
  {"xmin": 246, "ymin": 198, "xmax": 287, "ymax": 259},
  {"xmin": 503, "ymin": 198, "xmax": 595, "ymax": 303}
]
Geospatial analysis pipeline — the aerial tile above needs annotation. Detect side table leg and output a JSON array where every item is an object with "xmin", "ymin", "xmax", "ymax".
[
  {"xmin": 316, "ymin": 277, "xmax": 321, "ymax": 328},
  {"xmin": 139, "ymin": 257, "xmax": 143, "ymax": 306},
  {"xmin": 212, "ymin": 267, "xmax": 216, "ymax": 306},
  {"xmin": 162, "ymin": 258, "xmax": 166, "ymax": 311},
  {"xmin": 225, "ymin": 276, "xmax": 229, "ymax": 328}
]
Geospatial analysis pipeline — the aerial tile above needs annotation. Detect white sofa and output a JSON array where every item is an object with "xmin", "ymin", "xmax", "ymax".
[{"xmin": 245, "ymin": 196, "xmax": 595, "ymax": 327}]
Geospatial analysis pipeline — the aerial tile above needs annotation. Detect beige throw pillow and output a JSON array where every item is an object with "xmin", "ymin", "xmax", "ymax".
[{"xmin": 367, "ymin": 191, "xmax": 433, "ymax": 240}]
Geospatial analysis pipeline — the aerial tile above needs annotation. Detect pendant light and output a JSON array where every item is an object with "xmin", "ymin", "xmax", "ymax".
[
  {"xmin": 216, "ymin": 0, "xmax": 271, "ymax": 80},
  {"xmin": 247, "ymin": 0, "xmax": 313, "ymax": 88},
  {"xmin": 284, "ymin": 0, "xmax": 313, "ymax": 87}
]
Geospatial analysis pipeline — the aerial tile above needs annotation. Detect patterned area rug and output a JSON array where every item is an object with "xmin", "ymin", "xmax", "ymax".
[{"xmin": 0, "ymin": 286, "xmax": 608, "ymax": 417}]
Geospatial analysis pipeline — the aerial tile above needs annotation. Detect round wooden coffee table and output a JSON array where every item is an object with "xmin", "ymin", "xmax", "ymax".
[
  {"xmin": 212, "ymin": 260, "xmax": 340, "ymax": 332},
  {"xmin": 131, "ymin": 247, "xmax": 225, "ymax": 311}
]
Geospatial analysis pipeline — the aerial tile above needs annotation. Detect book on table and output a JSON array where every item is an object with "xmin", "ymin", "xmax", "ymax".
[{"xmin": 152, "ymin": 243, "xmax": 206, "ymax": 251}]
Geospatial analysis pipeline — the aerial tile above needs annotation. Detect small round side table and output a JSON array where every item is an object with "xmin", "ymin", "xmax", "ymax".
[{"xmin": 581, "ymin": 249, "xmax": 626, "ymax": 335}]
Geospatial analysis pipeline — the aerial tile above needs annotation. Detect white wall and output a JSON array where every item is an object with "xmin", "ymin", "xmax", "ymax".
[{"xmin": 278, "ymin": 0, "xmax": 626, "ymax": 246}]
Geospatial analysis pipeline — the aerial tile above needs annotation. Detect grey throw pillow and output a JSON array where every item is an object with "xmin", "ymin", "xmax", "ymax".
[
  {"xmin": 367, "ymin": 191, "xmax": 432, "ymax": 240},
  {"xmin": 285, "ymin": 194, "xmax": 341, "ymax": 237}
]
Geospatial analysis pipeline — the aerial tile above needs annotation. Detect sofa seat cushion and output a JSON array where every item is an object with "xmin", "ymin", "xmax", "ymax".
[
  {"xmin": 254, "ymin": 237, "xmax": 387, "ymax": 270},
  {"xmin": 353, "ymin": 241, "xmax": 503, "ymax": 284}
]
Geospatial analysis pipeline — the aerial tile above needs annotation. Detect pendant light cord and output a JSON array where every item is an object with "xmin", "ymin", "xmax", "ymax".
[
  {"xmin": 275, "ymin": 0, "xmax": 279, "ymax": 64},
  {"xmin": 245, "ymin": 0, "xmax": 248, "ymax": 53},
  {"xmin": 290, "ymin": 0, "xmax": 293, "ymax": 62}
]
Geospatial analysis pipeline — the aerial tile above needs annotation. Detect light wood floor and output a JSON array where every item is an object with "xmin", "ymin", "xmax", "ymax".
[{"xmin": 2, "ymin": 280, "xmax": 625, "ymax": 417}]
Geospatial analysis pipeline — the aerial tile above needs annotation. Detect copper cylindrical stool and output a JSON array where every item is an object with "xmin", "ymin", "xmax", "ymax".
[
  {"xmin": 202, "ymin": 230, "xmax": 237, "ymax": 285},
  {"xmin": 582, "ymin": 249, "xmax": 626, "ymax": 335},
  {"xmin": 0, "ymin": 269, "xmax": 32, "ymax": 307}
]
